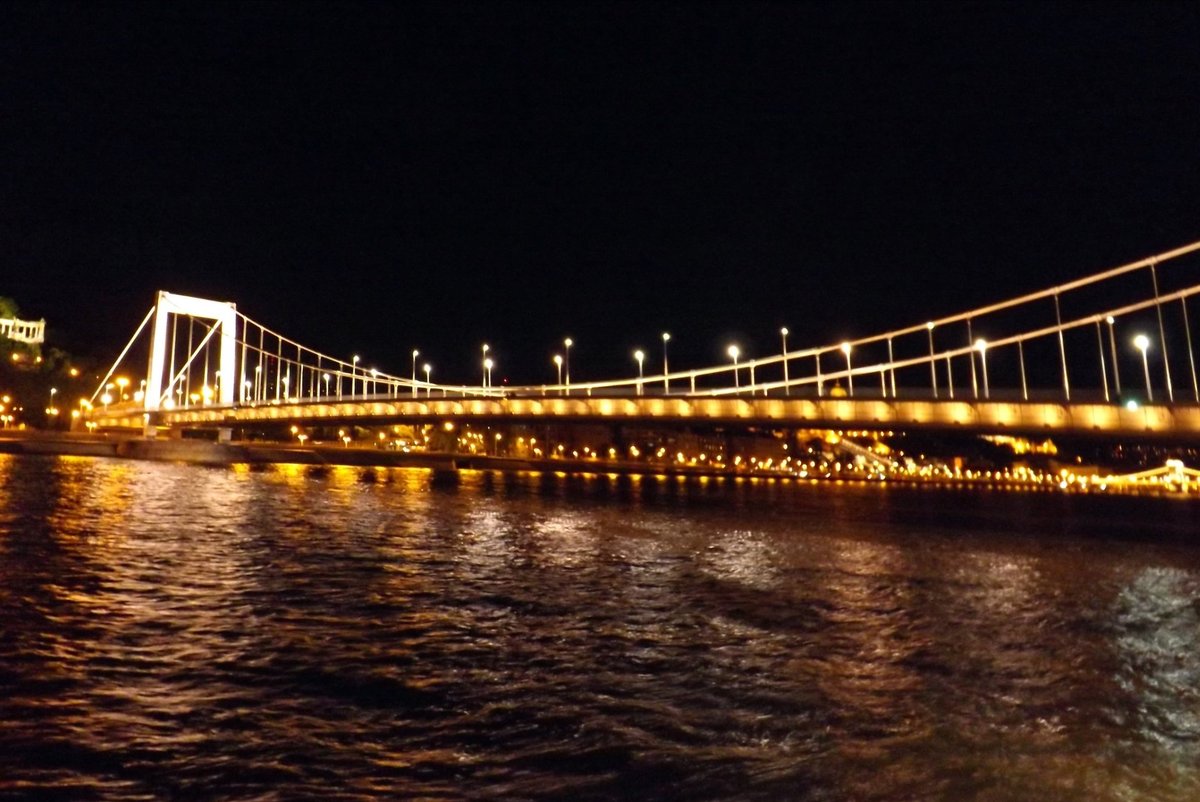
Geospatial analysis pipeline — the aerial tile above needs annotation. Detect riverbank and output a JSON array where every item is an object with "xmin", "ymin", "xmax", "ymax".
[
  {"xmin": 1, "ymin": 431, "xmax": 1196, "ymax": 494},
  {"xmin": 0, "ymin": 431, "xmax": 728, "ymax": 476}
]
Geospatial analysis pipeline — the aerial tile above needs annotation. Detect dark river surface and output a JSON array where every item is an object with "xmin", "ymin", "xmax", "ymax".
[{"xmin": 2, "ymin": 454, "xmax": 1199, "ymax": 801}]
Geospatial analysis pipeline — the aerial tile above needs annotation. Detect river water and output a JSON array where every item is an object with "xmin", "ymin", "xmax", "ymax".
[{"xmin": 1, "ymin": 454, "xmax": 1199, "ymax": 801}]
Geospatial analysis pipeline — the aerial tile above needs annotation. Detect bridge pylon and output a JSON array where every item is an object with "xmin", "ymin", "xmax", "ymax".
[{"xmin": 145, "ymin": 291, "xmax": 238, "ymax": 435}]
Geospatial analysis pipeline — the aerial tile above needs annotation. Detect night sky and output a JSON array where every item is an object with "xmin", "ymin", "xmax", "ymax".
[{"xmin": 4, "ymin": 1, "xmax": 1200, "ymax": 383}]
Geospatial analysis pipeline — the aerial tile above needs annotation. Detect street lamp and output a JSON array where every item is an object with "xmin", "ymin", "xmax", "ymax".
[
  {"xmin": 564, "ymin": 338, "xmax": 573, "ymax": 395},
  {"xmin": 369, "ymin": 368, "xmax": 378, "ymax": 396},
  {"xmin": 1106, "ymin": 316, "xmax": 1121, "ymax": 395},
  {"xmin": 553, "ymin": 354, "xmax": 563, "ymax": 390},
  {"xmin": 634, "ymin": 349, "xmax": 645, "ymax": 396},
  {"xmin": 727, "ymin": 345, "xmax": 740, "ymax": 393},
  {"xmin": 840, "ymin": 342, "xmax": 854, "ymax": 396},
  {"xmin": 322, "ymin": 372, "xmax": 330, "ymax": 398},
  {"xmin": 412, "ymin": 349, "xmax": 419, "ymax": 397},
  {"xmin": 974, "ymin": 338, "xmax": 989, "ymax": 399},
  {"xmin": 351, "ymin": 355, "xmax": 360, "ymax": 396},
  {"xmin": 116, "ymin": 376, "xmax": 130, "ymax": 400},
  {"xmin": 926, "ymin": 322, "xmax": 938, "ymax": 399},
  {"xmin": 661, "ymin": 333, "xmax": 671, "ymax": 393},
  {"xmin": 780, "ymin": 327, "xmax": 789, "ymax": 395},
  {"xmin": 1133, "ymin": 333, "xmax": 1153, "ymax": 402},
  {"xmin": 482, "ymin": 344, "xmax": 490, "ymax": 388},
  {"xmin": 423, "ymin": 363, "xmax": 432, "ymax": 396},
  {"xmin": 484, "ymin": 357, "xmax": 494, "ymax": 390}
]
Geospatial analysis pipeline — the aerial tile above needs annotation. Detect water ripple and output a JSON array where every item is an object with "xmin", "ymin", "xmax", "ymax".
[{"xmin": 2, "ymin": 455, "xmax": 1199, "ymax": 800}]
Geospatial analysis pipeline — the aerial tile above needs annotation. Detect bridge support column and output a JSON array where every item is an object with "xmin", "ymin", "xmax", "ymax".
[
  {"xmin": 217, "ymin": 427, "xmax": 232, "ymax": 444},
  {"xmin": 143, "ymin": 411, "xmax": 160, "ymax": 439}
]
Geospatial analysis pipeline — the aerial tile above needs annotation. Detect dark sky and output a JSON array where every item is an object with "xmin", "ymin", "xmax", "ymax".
[{"xmin": 3, "ymin": 1, "xmax": 1199, "ymax": 382}]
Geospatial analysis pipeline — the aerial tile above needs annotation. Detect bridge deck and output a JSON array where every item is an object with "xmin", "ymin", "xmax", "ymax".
[{"xmin": 90, "ymin": 395, "xmax": 1200, "ymax": 438}]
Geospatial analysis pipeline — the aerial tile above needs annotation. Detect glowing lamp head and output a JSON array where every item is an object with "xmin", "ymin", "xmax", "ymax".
[
  {"xmin": 564, "ymin": 338, "xmax": 573, "ymax": 348},
  {"xmin": 926, "ymin": 321, "xmax": 935, "ymax": 330},
  {"xmin": 840, "ymin": 342, "xmax": 852, "ymax": 355},
  {"xmin": 553, "ymin": 354, "xmax": 563, "ymax": 366},
  {"xmin": 727, "ymin": 345, "xmax": 740, "ymax": 360},
  {"xmin": 1133, "ymin": 334, "xmax": 1151, "ymax": 352},
  {"xmin": 974, "ymin": 338, "xmax": 988, "ymax": 352},
  {"xmin": 1106, "ymin": 315, "xmax": 1115, "ymax": 325},
  {"xmin": 662, "ymin": 332, "xmax": 670, "ymax": 342},
  {"xmin": 780, "ymin": 327, "xmax": 788, "ymax": 336},
  {"xmin": 634, "ymin": 350, "xmax": 645, "ymax": 363},
  {"xmin": 483, "ymin": 358, "xmax": 493, "ymax": 370}
]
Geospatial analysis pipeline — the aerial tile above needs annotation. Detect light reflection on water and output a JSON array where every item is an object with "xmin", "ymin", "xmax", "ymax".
[{"xmin": 1, "ymin": 454, "xmax": 1199, "ymax": 801}]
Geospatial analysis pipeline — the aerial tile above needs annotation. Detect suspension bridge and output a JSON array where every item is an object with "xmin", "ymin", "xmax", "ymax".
[{"xmin": 84, "ymin": 240, "xmax": 1200, "ymax": 440}]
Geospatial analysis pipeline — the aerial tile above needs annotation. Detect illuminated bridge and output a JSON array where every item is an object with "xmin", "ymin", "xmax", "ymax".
[{"xmin": 86, "ymin": 240, "xmax": 1200, "ymax": 439}]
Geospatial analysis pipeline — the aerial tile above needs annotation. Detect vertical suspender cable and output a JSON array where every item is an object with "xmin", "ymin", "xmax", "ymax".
[
  {"xmin": 966, "ymin": 319, "xmax": 977, "ymax": 398},
  {"xmin": 1182, "ymin": 296, "xmax": 1199, "ymax": 402},
  {"xmin": 239, "ymin": 317, "xmax": 248, "ymax": 404},
  {"xmin": 1095, "ymin": 321, "xmax": 1109, "ymax": 402},
  {"xmin": 887, "ymin": 336, "xmax": 896, "ymax": 397},
  {"xmin": 927, "ymin": 326, "xmax": 938, "ymax": 399},
  {"xmin": 168, "ymin": 314, "xmax": 178, "ymax": 403},
  {"xmin": 1054, "ymin": 293, "xmax": 1070, "ymax": 401},
  {"xmin": 1018, "ymin": 340, "xmax": 1028, "ymax": 401},
  {"xmin": 185, "ymin": 318, "xmax": 194, "ymax": 405}
]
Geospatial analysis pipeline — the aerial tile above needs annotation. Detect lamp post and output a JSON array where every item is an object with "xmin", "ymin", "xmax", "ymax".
[
  {"xmin": 564, "ymin": 338, "xmax": 573, "ymax": 395},
  {"xmin": 553, "ymin": 354, "xmax": 563, "ymax": 390},
  {"xmin": 840, "ymin": 342, "xmax": 854, "ymax": 396},
  {"xmin": 423, "ymin": 363, "xmax": 432, "ymax": 396},
  {"xmin": 1134, "ymin": 333, "xmax": 1153, "ymax": 402},
  {"xmin": 926, "ymin": 322, "xmax": 938, "ymax": 399},
  {"xmin": 634, "ymin": 349, "xmax": 645, "ymax": 396},
  {"xmin": 322, "ymin": 372, "xmax": 330, "ymax": 398},
  {"xmin": 484, "ymin": 357, "xmax": 494, "ymax": 390},
  {"xmin": 481, "ymin": 344, "xmax": 489, "ymax": 388},
  {"xmin": 661, "ymin": 333, "xmax": 671, "ymax": 393},
  {"xmin": 351, "ymin": 355, "xmax": 360, "ymax": 397},
  {"xmin": 974, "ymin": 339, "xmax": 989, "ymax": 399},
  {"xmin": 1106, "ymin": 316, "xmax": 1121, "ymax": 396},
  {"xmin": 727, "ymin": 345, "xmax": 740, "ymax": 393},
  {"xmin": 780, "ymin": 327, "xmax": 789, "ymax": 396},
  {"xmin": 369, "ymin": 368, "xmax": 378, "ymax": 397},
  {"xmin": 411, "ymin": 349, "xmax": 419, "ymax": 397}
]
